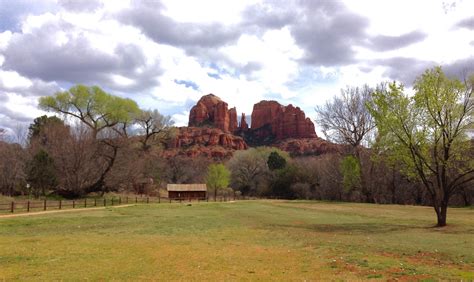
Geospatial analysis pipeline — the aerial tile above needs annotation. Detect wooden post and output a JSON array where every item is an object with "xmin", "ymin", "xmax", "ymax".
[
  {"xmin": 44, "ymin": 199, "xmax": 47, "ymax": 211},
  {"xmin": 84, "ymin": 199, "xmax": 87, "ymax": 208},
  {"xmin": 135, "ymin": 197, "xmax": 138, "ymax": 203},
  {"xmin": 10, "ymin": 201, "xmax": 14, "ymax": 213},
  {"xmin": 158, "ymin": 195, "xmax": 160, "ymax": 203},
  {"xmin": 72, "ymin": 200, "xmax": 75, "ymax": 209},
  {"xmin": 147, "ymin": 197, "xmax": 149, "ymax": 204},
  {"xmin": 59, "ymin": 200, "xmax": 62, "ymax": 210},
  {"xmin": 111, "ymin": 198, "xmax": 114, "ymax": 206},
  {"xmin": 94, "ymin": 198, "xmax": 97, "ymax": 207},
  {"xmin": 27, "ymin": 201, "xmax": 30, "ymax": 212},
  {"xmin": 169, "ymin": 198, "xmax": 171, "ymax": 203}
]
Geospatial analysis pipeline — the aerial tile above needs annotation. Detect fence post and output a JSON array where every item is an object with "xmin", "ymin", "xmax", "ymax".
[
  {"xmin": 119, "ymin": 197, "xmax": 121, "ymax": 205},
  {"xmin": 94, "ymin": 198, "xmax": 97, "ymax": 207},
  {"xmin": 44, "ymin": 199, "xmax": 47, "ymax": 211},
  {"xmin": 158, "ymin": 195, "xmax": 160, "ymax": 203},
  {"xmin": 73, "ymin": 200, "xmax": 75, "ymax": 209},
  {"xmin": 135, "ymin": 197, "xmax": 138, "ymax": 203},
  {"xmin": 84, "ymin": 199, "xmax": 87, "ymax": 208},
  {"xmin": 169, "ymin": 198, "xmax": 171, "ymax": 203},
  {"xmin": 27, "ymin": 201, "xmax": 30, "ymax": 212},
  {"xmin": 59, "ymin": 200, "xmax": 62, "ymax": 210},
  {"xmin": 10, "ymin": 201, "xmax": 14, "ymax": 213},
  {"xmin": 147, "ymin": 197, "xmax": 149, "ymax": 204}
]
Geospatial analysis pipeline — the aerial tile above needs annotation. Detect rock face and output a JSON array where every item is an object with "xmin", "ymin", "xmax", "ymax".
[
  {"xmin": 240, "ymin": 113, "xmax": 249, "ymax": 130},
  {"xmin": 251, "ymin": 100, "xmax": 317, "ymax": 140},
  {"xmin": 165, "ymin": 127, "xmax": 248, "ymax": 159},
  {"xmin": 188, "ymin": 94, "xmax": 237, "ymax": 133},
  {"xmin": 183, "ymin": 94, "xmax": 329, "ymax": 157}
]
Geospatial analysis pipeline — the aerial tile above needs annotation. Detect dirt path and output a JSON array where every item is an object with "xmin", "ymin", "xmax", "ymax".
[{"xmin": 0, "ymin": 204, "xmax": 135, "ymax": 219}]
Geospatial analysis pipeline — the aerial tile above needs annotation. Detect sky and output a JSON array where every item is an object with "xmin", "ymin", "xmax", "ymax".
[{"xmin": 0, "ymin": 0, "xmax": 473, "ymax": 136}]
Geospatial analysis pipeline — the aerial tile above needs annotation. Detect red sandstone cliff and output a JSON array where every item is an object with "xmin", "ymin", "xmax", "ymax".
[
  {"xmin": 251, "ymin": 100, "xmax": 317, "ymax": 140},
  {"xmin": 188, "ymin": 94, "xmax": 238, "ymax": 133}
]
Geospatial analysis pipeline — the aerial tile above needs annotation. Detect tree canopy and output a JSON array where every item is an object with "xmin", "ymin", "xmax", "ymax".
[
  {"xmin": 39, "ymin": 85, "xmax": 140, "ymax": 138},
  {"xmin": 369, "ymin": 67, "xmax": 474, "ymax": 226}
]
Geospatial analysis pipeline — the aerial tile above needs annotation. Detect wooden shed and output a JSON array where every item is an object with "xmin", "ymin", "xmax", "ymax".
[{"xmin": 167, "ymin": 184, "xmax": 207, "ymax": 200}]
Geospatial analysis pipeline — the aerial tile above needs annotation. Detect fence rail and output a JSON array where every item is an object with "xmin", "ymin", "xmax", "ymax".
[{"xmin": 0, "ymin": 195, "xmax": 249, "ymax": 214}]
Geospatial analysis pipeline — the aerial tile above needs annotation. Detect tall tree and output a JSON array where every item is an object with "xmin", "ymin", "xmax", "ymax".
[
  {"xmin": 38, "ymin": 85, "xmax": 141, "ymax": 194},
  {"xmin": 315, "ymin": 85, "xmax": 377, "ymax": 201},
  {"xmin": 369, "ymin": 67, "xmax": 474, "ymax": 226},
  {"xmin": 206, "ymin": 164, "xmax": 230, "ymax": 201}
]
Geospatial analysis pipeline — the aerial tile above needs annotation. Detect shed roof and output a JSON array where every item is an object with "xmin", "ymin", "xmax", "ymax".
[{"xmin": 167, "ymin": 184, "xmax": 207, "ymax": 192}]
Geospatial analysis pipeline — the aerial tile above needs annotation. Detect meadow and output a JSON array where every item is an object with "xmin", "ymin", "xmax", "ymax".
[{"xmin": 0, "ymin": 200, "xmax": 473, "ymax": 280}]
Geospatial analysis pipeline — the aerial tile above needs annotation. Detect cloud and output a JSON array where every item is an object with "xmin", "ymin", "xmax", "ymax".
[
  {"xmin": 241, "ymin": 0, "xmax": 298, "ymax": 30},
  {"xmin": 2, "ymin": 19, "xmax": 163, "ymax": 93},
  {"xmin": 58, "ymin": 0, "xmax": 103, "ymax": 12},
  {"xmin": 373, "ymin": 57, "xmax": 436, "ymax": 85},
  {"xmin": 174, "ymin": 79, "xmax": 199, "ymax": 90},
  {"xmin": 289, "ymin": 0, "xmax": 369, "ymax": 66},
  {"xmin": 118, "ymin": 2, "xmax": 240, "ymax": 51},
  {"xmin": 369, "ymin": 30, "xmax": 427, "ymax": 51},
  {"xmin": 456, "ymin": 16, "xmax": 474, "ymax": 30},
  {"xmin": 443, "ymin": 57, "xmax": 474, "ymax": 78}
]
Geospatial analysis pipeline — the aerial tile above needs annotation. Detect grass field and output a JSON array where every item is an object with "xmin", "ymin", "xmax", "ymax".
[{"xmin": 0, "ymin": 200, "xmax": 473, "ymax": 280}]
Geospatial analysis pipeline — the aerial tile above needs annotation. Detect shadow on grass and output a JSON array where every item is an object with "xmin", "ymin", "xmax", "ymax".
[{"xmin": 270, "ymin": 222, "xmax": 434, "ymax": 235}]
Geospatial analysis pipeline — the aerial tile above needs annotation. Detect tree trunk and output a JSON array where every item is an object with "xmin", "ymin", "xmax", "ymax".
[
  {"xmin": 214, "ymin": 188, "xmax": 217, "ymax": 202},
  {"xmin": 435, "ymin": 204, "xmax": 447, "ymax": 227}
]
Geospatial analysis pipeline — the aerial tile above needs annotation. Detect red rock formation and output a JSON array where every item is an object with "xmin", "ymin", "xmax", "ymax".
[
  {"xmin": 240, "ymin": 113, "xmax": 248, "ymax": 130},
  {"xmin": 251, "ymin": 100, "xmax": 317, "ymax": 140},
  {"xmin": 250, "ymin": 101, "xmax": 282, "ymax": 129},
  {"xmin": 229, "ymin": 107, "xmax": 238, "ymax": 133},
  {"xmin": 170, "ymin": 127, "xmax": 247, "ymax": 149},
  {"xmin": 189, "ymin": 94, "xmax": 239, "ymax": 133}
]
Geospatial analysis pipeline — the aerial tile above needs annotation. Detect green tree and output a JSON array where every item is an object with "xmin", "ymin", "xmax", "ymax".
[
  {"xmin": 38, "ymin": 85, "xmax": 141, "ymax": 194},
  {"xmin": 27, "ymin": 149, "xmax": 57, "ymax": 198},
  {"xmin": 39, "ymin": 85, "xmax": 140, "ymax": 138},
  {"xmin": 368, "ymin": 67, "xmax": 474, "ymax": 226},
  {"xmin": 267, "ymin": 151, "xmax": 287, "ymax": 170},
  {"xmin": 206, "ymin": 164, "xmax": 230, "ymax": 201},
  {"xmin": 340, "ymin": 155, "xmax": 361, "ymax": 192}
]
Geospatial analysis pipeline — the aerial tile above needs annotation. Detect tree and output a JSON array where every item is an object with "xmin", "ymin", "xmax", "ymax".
[
  {"xmin": 27, "ymin": 149, "xmax": 57, "ymax": 198},
  {"xmin": 39, "ymin": 85, "xmax": 140, "ymax": 138},
  {"xmin": 38, "ymin": 85, "xmax": 141, "ymax": 194},
  {"xmin": 315, "ymin": 85, "xmax": 377, "ymax": 202},
  {"xmin": 28, "ymin": 115, "xmax": 64, "ymax": 141},
  {"xmin": 136, "ymin": 109, "xmax": 174, "ymax": 151},
  {"xmin": 315, "ymin": 85, "xmax": 376, "ymax": 147},
  {"xmin": 206, "ymin": 164, "xmax": 230, "ymax": 201},
  {"xmin": 267, "ymin": 151, "xmax": 287, "ymax": 170},
  {"xmin": 369, "ymin": 67, "xmax": 474, "ymax": 226},
  {"xmin": 340, "ymin": 155, "xmax": 361, "ymax": 192}
]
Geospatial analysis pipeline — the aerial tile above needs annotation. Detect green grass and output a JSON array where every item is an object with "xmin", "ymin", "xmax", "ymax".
[{"xmin": 0, "ymin": 200, "xmax": 473, "ymax": 280}]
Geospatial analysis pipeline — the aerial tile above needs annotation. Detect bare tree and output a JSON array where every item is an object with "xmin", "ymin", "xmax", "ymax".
[
  {"xmin": 136, "ymin": 109, "xmax": 174, "ymax": 151},
  {"xmin": 315, "ymin": 85, "xmax": 376, "ymax": 148}
]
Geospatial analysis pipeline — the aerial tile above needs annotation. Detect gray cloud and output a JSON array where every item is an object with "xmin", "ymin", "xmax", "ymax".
[
  {"xmin": 241, "ymin": 0, "xmax": 298, "ymax": 30},
  {"xmin": 373, "ymin": 57, "xmax": 436, "ymax": 85},
  {"xmin": 58, "ymin": 0, "xmax": 103, "ymax": 12},
  {"xmin": 291, "ymin": 0, "xmax": 369, "ymax": 66},
  {"xmin": 118, "ymin": 2, "xmax": 240, "ymax": 51},
  {"xmin": 369, "ymin": 31, "xmax": 427, "ymax": 51},
  {"xmin": 372, "ymin": 56, "xmax": 474, "ymax": 86},
  {"xmin": 457, "ymin": 16, "xmax": 474, "ymax": 29},
  {"xmin": 443, "ymin": 57, "xmax": 474, "ymax": 78},
  {"xmin": 2, "ymin": 20, "xmax": 163, "ymax": 93}
]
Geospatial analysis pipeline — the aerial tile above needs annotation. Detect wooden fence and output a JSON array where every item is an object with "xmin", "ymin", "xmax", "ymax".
[{"xmin": 0, "ymin": 195, "xmax": 246, "ymax": 214}]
